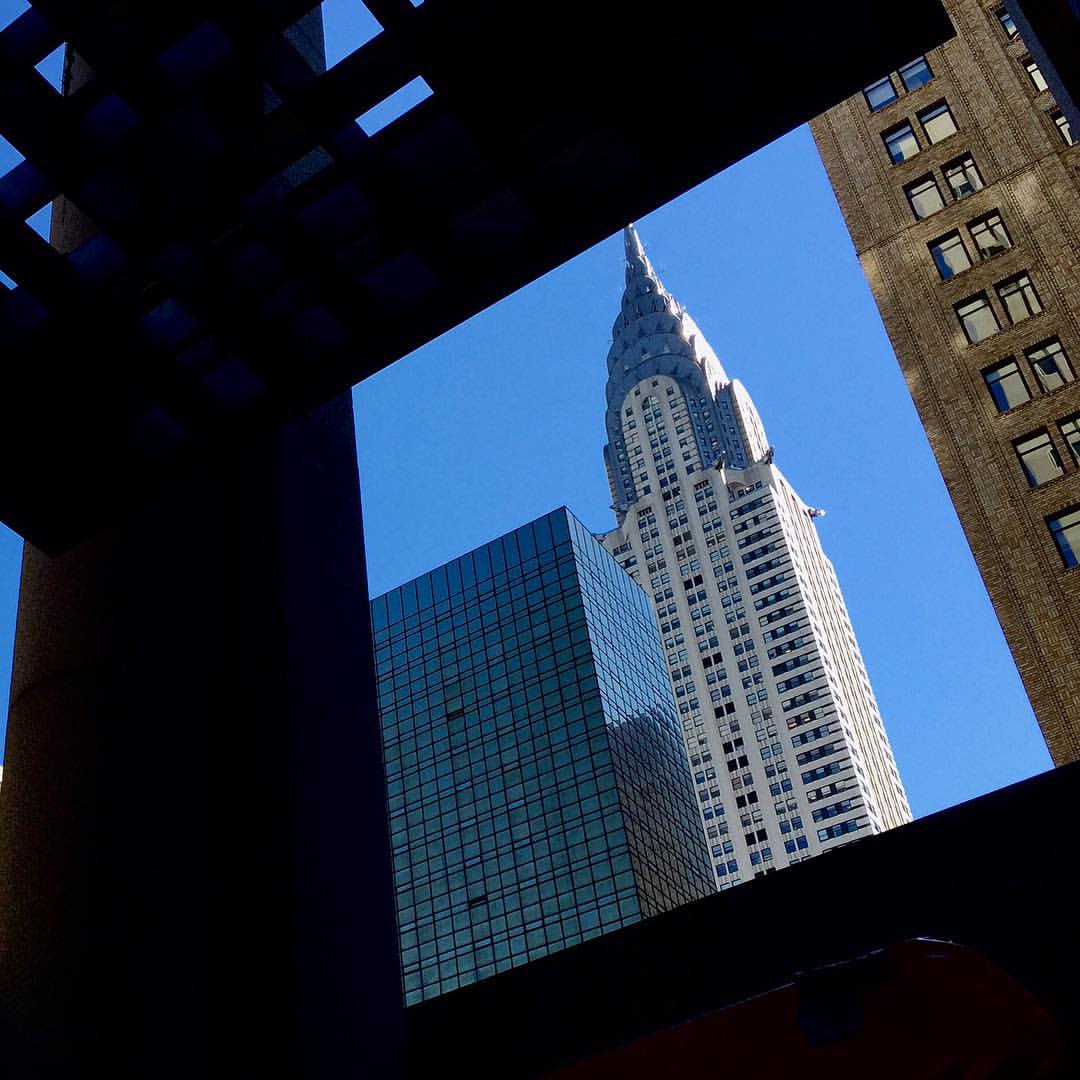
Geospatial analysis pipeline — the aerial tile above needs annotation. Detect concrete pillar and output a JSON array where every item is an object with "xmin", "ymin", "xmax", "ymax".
[
  {"xmin": 0, "ymin": 396, "xmax": 403, "ymax": 1077},
  {"xmin": 0, "ymin": 12, "xmax": 402, "ymax": 1076}
]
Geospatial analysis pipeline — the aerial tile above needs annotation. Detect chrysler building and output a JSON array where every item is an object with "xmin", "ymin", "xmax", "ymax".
[{"xmin": 601, "ymin": 226, "xmax": 911, "ymax": 887}]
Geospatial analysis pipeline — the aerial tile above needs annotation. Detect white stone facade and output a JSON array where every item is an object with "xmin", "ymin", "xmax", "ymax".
[{"xmin": 601, "ymin": 227, "xmax": 910, "ymax": 888}]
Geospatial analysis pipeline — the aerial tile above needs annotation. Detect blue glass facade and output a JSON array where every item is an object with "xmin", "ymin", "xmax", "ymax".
[{"xmin": 371, "ymin": 507, "xmax": 712, "ymax": 1003}]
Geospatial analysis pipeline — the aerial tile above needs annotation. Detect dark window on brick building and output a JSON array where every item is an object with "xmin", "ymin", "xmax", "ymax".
[
  {"xmin": 905, "ymin": 175, "xmax": 944, "ymax": 219},
  {"xmin": 997, "ymin": 273, "xmax": 1042, "ymax": 324},
  {"xmin": 1049, "ymin": 508, "xmax": 1080, "ymax": 568},
  {"xmin": 969, "ymin": 212, "xmax": 1012, "ymax": 259},
  {"xmin": 864, "ymin": 76, "xmax": 897, "ymax": 112},
  {"xmin": 1051, "ymin": 110, "xmax": 1074, "ymax": 146},
  {"xmin": 929, "ymin": 231, "xmax": 971, "ymax": 278},
  {"xmin": 899, "ymin": 57, "xmax": 933, "ymax": 92},
  {"xmin": 996, "ymin": 7, "xmax": 1018, "ymax": 38},
  {"xmin": 918, "ymin": 100, "xmax": 958, "ymax": 144},
  {"xmin": 956, "ymin": 293, "xmax": 1000, "ymax": 343},
  {"xmin": 944, "ymin": 155, "xmax": 984, "ymax": 199},
  {"xmin": 1014, "ymin": 429, "xmax": 1064, "ymax": 487},
  {"xmin": 1027, "ymin": 338, "xmax": 1075, "ymax": 391},
  {"xmin": 983, "ymin": 359, "xmax": 1031, "ymax": 412},
  {"xmin": 883, "ymin": 122, "xmax": 919, "ymax": 163}
]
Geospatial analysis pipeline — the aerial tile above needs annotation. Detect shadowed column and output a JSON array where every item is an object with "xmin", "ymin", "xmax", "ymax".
[{"xmin": 0, "ymin": 12, "xmax": 402, "ymax": 1077}]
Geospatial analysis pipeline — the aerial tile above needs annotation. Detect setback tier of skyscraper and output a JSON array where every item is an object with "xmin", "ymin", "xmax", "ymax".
[
  {"xmin": 601, "ymin": 226, "xmax": 911, "ymax": 888},
  {"xmin": 371, "ymin": 508, "xmax": 713, "ymax": 1004}
]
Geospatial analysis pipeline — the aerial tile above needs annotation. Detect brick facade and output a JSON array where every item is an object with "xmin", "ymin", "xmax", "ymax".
[{"xmin": 811, "ymin": 0, "xmax": 1080, "ymax": 763}]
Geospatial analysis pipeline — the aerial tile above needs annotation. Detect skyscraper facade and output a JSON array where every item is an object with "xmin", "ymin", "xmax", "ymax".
[
  {"xmin": 811, "ymin": 0, "xmax": 1080, "ymax": 764},
  {"xmin": 601, "ymin": 228, "xmax": 911, "ymax": 889},
  {"xmin": 372, "ymin": 507, "xmax": 713, "ymax": 1004}
]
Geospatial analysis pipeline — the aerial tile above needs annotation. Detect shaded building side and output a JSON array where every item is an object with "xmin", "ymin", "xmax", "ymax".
[{"xmin": 371, "ymin": 507, "xmax": 712, "ymax": 1003}]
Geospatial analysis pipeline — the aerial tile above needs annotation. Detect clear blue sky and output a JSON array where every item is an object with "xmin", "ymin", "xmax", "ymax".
[{"xmin": 0, "ymin": 2, "xmax": 1052, "ymax": 819}]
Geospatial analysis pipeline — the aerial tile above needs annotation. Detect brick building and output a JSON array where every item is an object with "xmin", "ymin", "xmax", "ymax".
[{"xmin": 811, "ymin": 0, "xmax": 1080, "ymax": 763}]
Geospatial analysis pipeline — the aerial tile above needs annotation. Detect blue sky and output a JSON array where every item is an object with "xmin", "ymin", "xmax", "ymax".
[
  {"xmin": 351, "ymin": 124, "xmax": 1053, "ymax": 818},
  {"xmin": 0, "ymin": 3, "xmax": 1053, "ymax": 816}
]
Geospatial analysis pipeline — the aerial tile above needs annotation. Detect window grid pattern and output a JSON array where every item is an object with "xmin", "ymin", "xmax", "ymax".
[{"xmin": 372, "ymin": 508, "xmax": 711, "ymax": 1004}]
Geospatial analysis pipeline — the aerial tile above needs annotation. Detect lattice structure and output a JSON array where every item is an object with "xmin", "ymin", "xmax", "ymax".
[{"xmin": 0, "ymin": 0, "xmax": 952, "ymax": 551}]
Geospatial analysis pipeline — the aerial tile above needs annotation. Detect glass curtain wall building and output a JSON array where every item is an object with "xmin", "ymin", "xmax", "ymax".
[
  {"xmin": 601, "ymin": 227, "xmax": 911, "ymax": 889},
  {"xmin": 371, "ymin": 507, "xmax": 712, "ymax": 1004}
]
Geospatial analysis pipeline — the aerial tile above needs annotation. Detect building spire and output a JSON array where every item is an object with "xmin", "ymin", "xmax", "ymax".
[
  {"xmin": 602, "ymin": 225, "xmax": 771, "ymax": 509},
  {"xmin": 623, "ymin": 222, "xmax": 654, "ymax": 286}
]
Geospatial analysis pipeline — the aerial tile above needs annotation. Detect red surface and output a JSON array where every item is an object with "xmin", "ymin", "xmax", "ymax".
[{"xmin": 542, "ymin": 940, "xmax": 1063, "ymax": 1079}]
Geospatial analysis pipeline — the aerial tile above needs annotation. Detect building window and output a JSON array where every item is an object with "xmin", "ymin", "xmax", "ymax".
[
  {"xmin": 883, "ymin": 122, "xmax": 919, "ymax": 163},
  {"xmin": 864, "ymin": 76, "xmax": 898, "ymax": 112},
  {"xmin": 1060, "ymin": 415, "xmax": 1080, "ymax": 466},
  {"xmin": 1014, "ymin": 430, "xmax": 1064, "ymax": 487},
  {"xmin": 928, "ymin": 231, "xmax": 971, "ymax": 279},
  {"xmin": 969, "ymin": 212, "xmax": 1012, "ymax": 259},
  {"xmin": 918, "ymin": 101, "xmax": 958, "ymax": 144},
  {"xmin": 1026, "ymin": 338, "xmax": 1075, "ymax": 391},
  {"xmin": 1048, "ymin": 508, "xmax": 1080, "ymax": 568},
  {"xmin": 1051, "ymin": 110, "xmax": 1074, "ymax": 146},
  {"xmin": 1023, "ymin": 57, "xmax": 1049, "ymax": 93},
  {"xmin": 997, "ymin": 7, "xmax": 1019, "ymax": 38},
  {"xmin": 956, "ymin": 293, "xmax": 1000, "ymax": 343},
  {"xmin": 997, "ymin": 274, "xmax": 1042, "ymax": 324},
  {"xmin": 944, "ymin": 155, "xmax": 985, "ymax": 199},
  {"xmin": 983, "ymin": 359, "xmax": 1031, "ymax": 412},
  {"xmin": 905, "ymin": 175, "xmax": 945, "ymax": 219},
  {"xmin": 899, "ymin": 56, "xmax": 934, "ymax": 92}
]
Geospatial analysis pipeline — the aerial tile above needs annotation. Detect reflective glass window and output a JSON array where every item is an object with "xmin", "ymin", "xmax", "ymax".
[
  {"xmin": 1052, "ymin": 110, "xmax": 1074, "ymax": 146},
  {"xmin": 997, "ymin": 273, "xmax": 1042, "ymax": 324},
  {"xmin": 983, "ymin": 359, "xmax": 1030, "ymax": 412},
  {"xmin": 1024, "ymin": 57, "xmax": 1048, "ymax": 92},
  {"xmin": 883, "ymin": 122, "xmax": 919, "ymax": 163},
  {"xmin": 929, "ymin": 231, "xmax": 971, "ymax": 278},
  {"xmin": 1049, "ymin": 508, "xmax": 1080, "ymax": 568},
  {"xmin": 956, "ymin": 293, "xmax": 1000, "ymax": 343},
  {"xmin": 918, "ymin": 101, "xmax": 958, "ymax": 144},
  {"xmin": 944, "ymin": 155, "xmax": 984, "ymax": 199},
  {"xmin": 905, "ymin": 175, "xmax": 944, "ymax": 219},
  {"xmin": 1014, "ymin": 429, "xmax": 1063, "ymax": 486},
  {"xmin": 969, "ymin": 212, "xmax": 1012, "ymax": 258},
  {"xmin": 1027, "ymin": 338, "xmax": 1075, "ymax": 391},
  {"xmin": 1059, "ymin": 415, "xmax": 1080, "ymax": 466},
  {"xmin": 864, "ymin": 76, "xmax": 898, "ymax": 112},
  {"xmin": 899, "ymin": 56, "xmax": 933, "ymax": 91}
]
